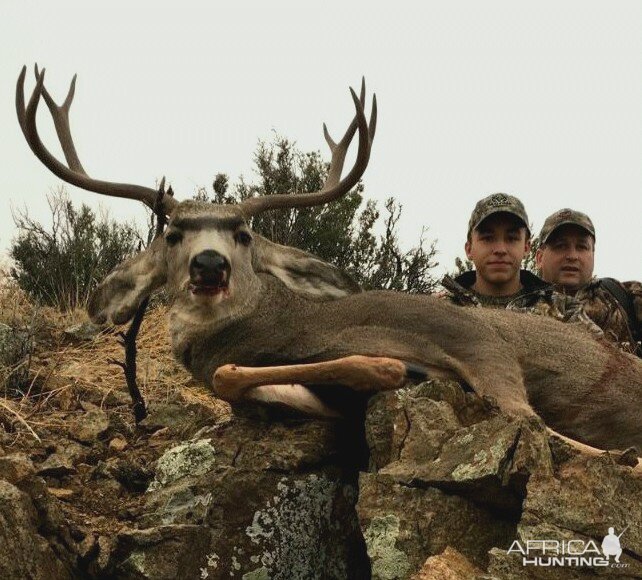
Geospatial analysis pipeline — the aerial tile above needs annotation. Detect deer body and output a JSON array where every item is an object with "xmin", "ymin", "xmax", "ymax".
[
  {"xmin": 17, "ymin": 66, "xmax": 642, "ymax": 453},
  {"xmin": 168, "ymin": 275, "xmax": 641, "ymax": 450}
]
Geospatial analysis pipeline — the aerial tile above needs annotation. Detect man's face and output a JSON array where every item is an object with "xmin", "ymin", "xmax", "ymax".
[
  {"xmin": 465, "ymin": 213, "xmax": 530, "ymax": 287},
  {"xmin": 536, "ymin": 224, "xmax": 595, "ymax": 291}
]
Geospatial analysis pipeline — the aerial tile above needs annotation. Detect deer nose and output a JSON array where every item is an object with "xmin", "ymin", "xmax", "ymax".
[{"xmin": 190, "ymin": 250, "xmax": 230, "ymax": 281}]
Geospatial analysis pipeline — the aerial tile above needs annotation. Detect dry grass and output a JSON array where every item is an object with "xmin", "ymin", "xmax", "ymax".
[{"xmin": 0, "ymin": 274, "xmax": 230, "ymax": 445}]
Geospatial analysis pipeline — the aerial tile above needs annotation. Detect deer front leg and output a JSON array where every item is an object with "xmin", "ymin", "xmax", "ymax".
[{"xmin": 212, "ymin": 355, "xmax": 427, "ymax": 402}]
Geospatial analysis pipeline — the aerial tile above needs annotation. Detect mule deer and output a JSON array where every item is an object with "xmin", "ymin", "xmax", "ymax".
[{"xmin": 16, "ymin": 66, "xmax": 642, "ymax": 453}]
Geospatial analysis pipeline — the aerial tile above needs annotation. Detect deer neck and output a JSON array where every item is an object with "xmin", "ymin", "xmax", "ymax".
[{"xmin": 169, "ymin": 273, "xmax": 264, "ymax": 350}]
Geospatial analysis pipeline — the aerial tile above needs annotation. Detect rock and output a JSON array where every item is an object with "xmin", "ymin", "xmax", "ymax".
[
  {"xmin": 0, "ymin": 480, "xmax": 72, "ymax": 579},
  {"xmin": 16, "ymin": 474, "xmax": 74, "ymax": 544},
  {"xmin": 77, "ymin": 533, "xmax": 98, "ymax": 560},
  {"xmin": 0, "ymin": 452, "xmax": 35, "ymax": 484},
  {"xmin": 96, "ymin": 535, "xmax": 113, "ymax": 572},
  {"xmin": 108, "ymin": 436, "xmax": 128, "ymax": 452},
  {"xmin": 37, "ymin": 452, "xmax": 76, "ymax": 477},
  {"xmin": 63, "ymin": 322, "xmax": 103, "ymax": 342},
  {"xmin": 411, "ymin": 547, "xmax": 483, "ymax": 579},
  {"xmin": 148, "ymin": 439, "xmax": 218, "ymax": 492},
  {"xmin": 515, "ymin": 451, "xmax": 642, "ymax": 575},
  {"xmin": 47, "ymin": 487, "xmax": 75, "ymax": 499},
  {"xmin": 79, "ymin": 400, "xmax": 100, "ymax": 412},
  {"xmin": 130, "ymin": 415, "xmax": 369, "ymax": 579},
  {"xmin": 0, "ymin": 322, "xmax": 30, "ymax": 367},
  {"xmin": 93, "ymin": 458, "xmax": 153, "ymax": 492},
  {"xmin": 102, "ymin": 389, "xmax": 133, "ymax": 407},
  {"xmin": 69, "ymin": 407, "xmax": 109, "ymax": 444},
  {"xmin": 108, "ymin": 525, "xmax": 211, "ymax": 579},
  {"xmin": 358, "ymin": 472, "xmax": 515, "ymax": 575},
  {"xmin": 139, "ymin": 402, "xmax": 203, "ymax": 434},
  {"xmin": 359, "ymin": 380, "xmax": 642, "ymax": 578},
  {"xmin": 0, "ymin": 323, "xmax": 31, "ymax": 390},
  {"xmin": 149, "ymin": 426, "xmax": 170, "ymax": 444}
]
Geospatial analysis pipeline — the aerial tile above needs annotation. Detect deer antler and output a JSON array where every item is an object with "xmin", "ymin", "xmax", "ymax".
[
  {"xmin": 239, "ymin": 78, "xmax": 377, "ymax": 217},
  {"xmin": 16, "ymin": 65, "xmax": 177, "ymax": 214}
]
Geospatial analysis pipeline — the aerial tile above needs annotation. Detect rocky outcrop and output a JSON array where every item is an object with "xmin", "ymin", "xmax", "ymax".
[
  {"xmin": 107, "ymin": 413, "xmax": 369, "ymax": 579},
  {"xmin": 0, "ymin": 379, "xmax": 640, "ymax": 579},
  {"xmin": 358, "ymin": 381, "xmax": 642, "ymax": 579}
]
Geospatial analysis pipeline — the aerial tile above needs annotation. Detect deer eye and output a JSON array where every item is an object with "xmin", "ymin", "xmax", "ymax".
[
  {"xmin": 165, "ymin": 231, "xmax": 183, "ymax": 246},
  {"xmin": 234, "ymin": 231, "xmax": 252, "ymax": 246}
]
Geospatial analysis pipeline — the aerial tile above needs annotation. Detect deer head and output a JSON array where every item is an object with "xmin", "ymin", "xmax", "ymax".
[{"xmin": 16, "ymin": 66, "xmax": 376, "ymax": 327}]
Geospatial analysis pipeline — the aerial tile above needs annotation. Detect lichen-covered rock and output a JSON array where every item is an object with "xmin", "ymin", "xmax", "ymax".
[
  {"xmin": 108, "ymin": 524, "xmax": 211, "ymax": 579},
  {"xmin": 511, "ymin": 452, "xmax": 642, "ymax": 577},
  {"xmin": 112, "ymin": 414, "xmax": 369, "ymax": 579},
  {"xmin": 360, "ymin": 380, "xmax": 642, "ymax": 579},
  {"xmin": 358, "ymin": 472, "xmax": 516, "ymax": 575},
  {"xmin": 362, "ymin": 513, "xmax": 411, "ymax": 579},
  {"xmin": 148, "ymin": 438, "xmax": 218, "ymax": 491},
  {"xmin": 244, "ymin": 473, "xmax": 357, "ymax": 578},
  {"xmin": 69, "ymin": 407, "xmax": 110, "ymax": 444}
]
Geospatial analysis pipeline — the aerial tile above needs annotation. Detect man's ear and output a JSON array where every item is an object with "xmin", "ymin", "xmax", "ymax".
[
  {"xmin": 88, "ymin": 236, "xmax": 167, "ymax": 325},
  {"xmin": 523, "ymin": 238, "xmax": 532, "ymax": 259},
  {"xmin": 464, "ymin": 240, "xmax": 473, "ymax": 260},
  {"xmin": 535, "ymin": 247, "xmax": 544, "ymax": 270},
  {"xmin": 251, "ymin": 234, "xmax": 360, "ymax": 299}
]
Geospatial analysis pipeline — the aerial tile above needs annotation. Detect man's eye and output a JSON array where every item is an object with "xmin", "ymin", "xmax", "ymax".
[
  {"xmin": 165, "ymin": 231, "xmax": 183, "ymax": 246},
  {"xmin": 234, "ymin": 231, "xmax": 252, "ymax": 246}
]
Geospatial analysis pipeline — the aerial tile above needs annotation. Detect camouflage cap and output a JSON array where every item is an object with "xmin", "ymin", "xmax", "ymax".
[
  {"xmin": 467, "ymin": 193, "xmax": 530, "ymax": 237},
  {"xmin": 539, "ymin": 208, "xmax": 595, "ymax": 244}
]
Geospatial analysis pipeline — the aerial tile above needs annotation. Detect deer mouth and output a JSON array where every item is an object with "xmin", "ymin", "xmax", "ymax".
[{"xmin": 189, "ymin": 272, "xmax": 230, "ymax": 296}]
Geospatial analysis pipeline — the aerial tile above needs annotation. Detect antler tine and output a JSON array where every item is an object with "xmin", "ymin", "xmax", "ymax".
[
  {"xmin": 322, "ymin": 77, "xmax": 366, "ymax": 190},
  {"xmin": 34, "ymin": 64, "xmax": 85, "ymax": 174},
  {"xmin": 16, "ymin": 65, "xmax": 178, "ymax": 214},
  {"xmin": 240, "ymin": 80, "xmax": 376, "ymax": 217}
]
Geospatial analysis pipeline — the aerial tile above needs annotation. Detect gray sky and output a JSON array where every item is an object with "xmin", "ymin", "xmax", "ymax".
[{"xmin": 2, "ymin": 1, "xmax": 640, "ymax": 280}]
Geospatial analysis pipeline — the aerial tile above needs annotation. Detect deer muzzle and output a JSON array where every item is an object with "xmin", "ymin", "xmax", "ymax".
[{"xmin": 189, "ymin": 250, "xmax": 231, "ymax": 295}]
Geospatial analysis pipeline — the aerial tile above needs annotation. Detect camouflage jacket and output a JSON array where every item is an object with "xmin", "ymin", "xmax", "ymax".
[
  {"xmin": 440, "ymin": 270, "xmax": 601, "ymax": 333},
  {"xmin": 563, "ymin": 278, "xmax": 642, "ymax": 355}
]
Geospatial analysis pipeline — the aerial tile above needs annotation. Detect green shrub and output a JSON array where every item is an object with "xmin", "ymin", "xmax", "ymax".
[{"xmin": 10, "ymin": 188, "xmax": 142, "ymax": 311}]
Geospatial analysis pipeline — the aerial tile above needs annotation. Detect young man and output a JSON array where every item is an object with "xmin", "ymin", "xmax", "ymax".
[
  {"xmin": 536, "ymin": 208, "xmax": 642, "ymax": 354},
  {"xmin": 441, "ymin": 194, "xmax": 586, "ymax": 324}
]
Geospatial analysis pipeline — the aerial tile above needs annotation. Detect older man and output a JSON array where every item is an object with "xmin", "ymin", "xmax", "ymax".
[{"xmin": 536, "ymin": 208, "xmax": 642, "ymax": 355}]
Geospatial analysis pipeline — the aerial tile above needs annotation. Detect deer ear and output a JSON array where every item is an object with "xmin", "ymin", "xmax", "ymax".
[
  {"xmin": 88, "ymin": 236, "xmax": 167, "ymax": 325},
  {"xmin": 251, "ymin": 234, "xmax": 360, "ymax": 299}
]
